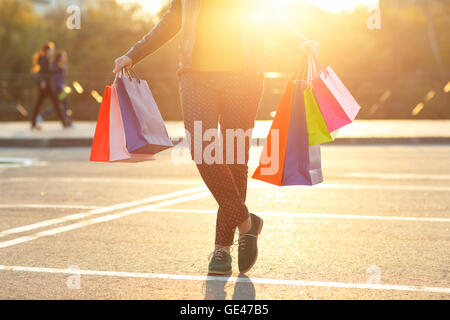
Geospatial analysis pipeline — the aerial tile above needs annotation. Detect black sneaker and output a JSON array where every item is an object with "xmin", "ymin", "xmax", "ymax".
[
  {"xmin": 238, "ymin": 213, "xmax": 263, "ymax": 274},
  {"xmin": 208, "ymin": 248, "xmax": 232, "ymax": 275}
]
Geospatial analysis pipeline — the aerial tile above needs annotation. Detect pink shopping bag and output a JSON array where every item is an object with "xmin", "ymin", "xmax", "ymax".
[{"xmin": 312, "ymin": 66, "xmax": 361, "ymax": 132}]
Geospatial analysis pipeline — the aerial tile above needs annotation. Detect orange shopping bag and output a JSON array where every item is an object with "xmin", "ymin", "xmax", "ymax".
[{"xmin": 89, "ymin": 86, "xmax": 111, "ymax": 162}]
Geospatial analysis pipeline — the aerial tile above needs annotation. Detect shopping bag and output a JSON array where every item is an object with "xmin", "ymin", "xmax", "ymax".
[
  {"xmin": 304, "ymin": 85, "xmax": 338, "ymax": 146},
  {"xmin": 114, "ymin": 72, "xmax": 173, "ymax": 154},
  {"xmin": 109, "ymin": 85, "xmax": 155, "ymax": 162},
  {"xmin": 312, "ymin": 65, "xmax": 361, "ymax": 132},
  {"xmin": 252, "ymin": 80, "xmax": 323, "ymax": 186},
  {"xmin": 89, "ymin": 85, "xmax": 155, "ymax": 162},
  {"xmin": 90, "ymin": 86, "xmax": 111, "ymax": 162}
]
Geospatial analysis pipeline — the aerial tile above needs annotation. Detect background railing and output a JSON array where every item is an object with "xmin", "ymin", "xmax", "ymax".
[{"xmin": 1, "ymin": 72, "xmax": 449, "ymax": 121}]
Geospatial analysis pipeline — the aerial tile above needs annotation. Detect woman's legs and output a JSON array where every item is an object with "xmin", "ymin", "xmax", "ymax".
[
  {"xmin": 216, "ymin": 74, "xmax": 263, "ymax": 243},
  {"xmin": 31, "ymin": 85, "xmax": 66, "ymax": 127},
  {"xmin": 47, "ymin": 86, "xmax": 67, "ymax": 125},
  {"xmin": 180, "ymin": 72, "xmax": 248, "ymax": 247},
  {"xmin": 179, "ymin": 72, "xmax": 263, "ymax": 247},
  {"xmin": 40, "ymin": 85, "xmax": 71, "ymax": 123},
  {"xmin": 62, "ymin": 97, "xmax": 72, "ymax": 125},
  {"xmin": 31, "ymin": 87, "xmax": 48, "ymax": 127}
]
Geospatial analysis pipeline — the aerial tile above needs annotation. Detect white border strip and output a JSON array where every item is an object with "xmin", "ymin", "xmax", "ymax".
[
  {"xmin": 0, "ymin": 265, "xmax": 448, "ymax": 294},
  {"xmin": 151, "ymin": 208, "xmax": 450, "ymax": 223}
]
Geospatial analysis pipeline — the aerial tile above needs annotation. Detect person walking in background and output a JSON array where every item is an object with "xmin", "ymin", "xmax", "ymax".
[
  {"xmin": 30, "ymin": 42, "xmax": 69, "ymax": 130},
  {"xmin": 113, "ymin": 0, "xmax": 320, "ymax": 275},
  {"xmin": 36, "ymin": 50, "xmax": 72, "ymax": 127}
]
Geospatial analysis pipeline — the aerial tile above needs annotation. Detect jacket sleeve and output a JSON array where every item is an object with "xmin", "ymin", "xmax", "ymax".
[{"xmin": 125, "ymin": 0, "xmax": 182, "ymax": 65}]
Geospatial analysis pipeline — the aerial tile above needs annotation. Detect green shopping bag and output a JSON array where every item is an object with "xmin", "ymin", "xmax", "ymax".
[{"xmin": 304, "ymin": 85, "xmax": 339, "ymax": 146}]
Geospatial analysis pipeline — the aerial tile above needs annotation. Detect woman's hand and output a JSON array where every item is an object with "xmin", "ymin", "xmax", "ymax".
[
  {"xmin": 113, "ymin": 55, "xmax": 133, "ymax": 74},
  {"xmin": 299, "ymin": 40, "xmax": 320, "ymax": 59}
]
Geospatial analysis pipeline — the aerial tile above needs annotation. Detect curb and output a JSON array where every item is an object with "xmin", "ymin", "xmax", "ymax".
[{"xmin": 1, "ymin": 137, "xmax": 449, "ymax": 148}]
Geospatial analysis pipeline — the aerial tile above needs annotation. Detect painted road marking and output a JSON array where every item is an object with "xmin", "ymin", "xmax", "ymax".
[
  {"xmin": 0, "ymin": 186, "xmax": 206, "ymax": 238},
  {"xmin": 0, "ymin": 265, "xmax": 448, "ymax": 294},
  {"xmin": 150, "ymin": 208, "xmax": 450, "ymax": 223},
  {"xmin": 0, "ymin": 157, "xmax": 44, "ymax": 168},
  {"xmin": 299, "ymin": 183, "xmax": 450, "ymax": 192},
  {"xmin": 2, "ymin": 177, "xmax": 202, "ymax": 185},
  {"xmin": 342, "ymin": 173, "xmax": 450, "ymax": 180},
  {"xmin": 2, "ymin": 177, "xmax": 450, "ymax": 191},
  {"xmin": 0, "ymin": 192, "xmax": 210, "ymax": 249},
  {"xmin": 0, "ymin": 204, "xmax": 100, "ymax": 210}
]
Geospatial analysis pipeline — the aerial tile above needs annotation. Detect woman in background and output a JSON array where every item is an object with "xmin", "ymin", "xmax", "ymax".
[
  {"xmin": 30, "ymin": 42, "xmax": 69, "ymax": 130},
  {"xmin": 36, "ymin": 50, "xmax": 72, "ymax": 127}
]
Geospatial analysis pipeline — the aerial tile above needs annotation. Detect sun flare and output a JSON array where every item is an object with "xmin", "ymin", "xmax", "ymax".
[
  {"xmin": 119, "ymin": 0, "xmax": 379, "ymax": 15},
  {"xmin": 117, "ymin": 0, "xmax": 166, "ymax": 15},
  {"xmin": 307, "ymin": 0, "xmax": 379, "ymax": 13}
]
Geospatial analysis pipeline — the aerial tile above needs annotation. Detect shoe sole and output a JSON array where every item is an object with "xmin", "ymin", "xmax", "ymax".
[
  {"xmin": 207, "ymin": 269, "xmax": 232, "ymax": 276},
  {"xmin": 239, "ymin": 218, "xmax": 264, "ymax": 274}
]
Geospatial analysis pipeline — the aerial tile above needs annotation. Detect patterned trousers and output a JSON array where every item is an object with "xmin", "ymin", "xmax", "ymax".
[{"xmin": 178, "ymin": 71, "xmax": 264, "ymax": 246}]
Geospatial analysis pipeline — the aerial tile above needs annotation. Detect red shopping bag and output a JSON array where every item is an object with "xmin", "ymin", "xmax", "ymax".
[
  {"xmin": 90, "ymin": 86, "xmax": 111, "ymax": 162},
  {"xmin": 252, "ymin": 80, "xmax": 323, "ymax": 186}
]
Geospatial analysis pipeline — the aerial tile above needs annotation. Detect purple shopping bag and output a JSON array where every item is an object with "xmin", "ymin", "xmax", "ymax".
[
  {"xmin": 252, "ymin": 80, "xmax": 323, "ymax": 186},
  {"xmin": 283, "ymin": 80, "xmax": 323, "ymax": 185},
  {"xmin": 114, "ymin": 72, "xmax": 173, "ymax": 154},
  {"xmin": 109, "ymin": 85, "xmax": 155, "ymax": 162}
]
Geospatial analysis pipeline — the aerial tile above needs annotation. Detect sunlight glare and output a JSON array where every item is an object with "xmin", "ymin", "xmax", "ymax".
[
  {"xmin": 117, "ymin": 0, "xmax": 166, "ymax": 15},
  {"xmin": 119, "ymin": 0, "xmax": 379, "ymax": 15},
  {"xmin": 307, "ymin": 0, "xmax": 379, "ymax": 13}
]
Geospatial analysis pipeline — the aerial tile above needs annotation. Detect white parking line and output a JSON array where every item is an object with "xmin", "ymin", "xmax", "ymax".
[
  {"xmin": 0, "ymin": 264, "xmax": 448, "ymax": 294},
  {"xmin": 0, "ymin": 204, "xmax": 100, "ymax": 210},
  {"xmin": 0, "ymin": 191, "xmax": 210, "ymax": 249},
  {"xmin": 150, "ymin": 208, "xmax": 450, "ymax": 223},
  {"xmin": 342, "ymin": 173, "xmax": 450, "ymax": 180},
  {"xmin": 2, "ymin": 177, "xmax": 202, "ymax": 185},
  {"xmin": 0, "ymin": 186, "xmax": 206, "ymax": 238},
  {"xmin": 295, "ymin": 183, "xmax": 450, "ymax": 192},
  {"xmin": 3, "ymin": 177, "xmax": 450, "ymax": 191}
]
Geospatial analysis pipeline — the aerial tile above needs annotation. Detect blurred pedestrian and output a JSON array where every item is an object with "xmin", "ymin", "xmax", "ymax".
[
  {"xmin": 36, "ymin": 50, "xmax": 72, "ymax": 127},
  {"xmin": 30, "ymin": 42, "xmax": 69, "ymax": 130}
]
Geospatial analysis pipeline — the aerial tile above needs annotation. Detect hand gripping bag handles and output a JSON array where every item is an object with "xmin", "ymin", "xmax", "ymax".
[
  {"xmin": 252, "ymin": 56, "xmax": 323, "ymax": 186},
  {"xmin": 114, "ymin": 69, "xmax": 173, "ymax": 154}
]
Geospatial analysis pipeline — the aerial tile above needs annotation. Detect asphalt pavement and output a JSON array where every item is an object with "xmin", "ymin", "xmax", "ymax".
[{"xmin": 0, "ymin": 143, "xmax": 449, "ymax": 299}]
